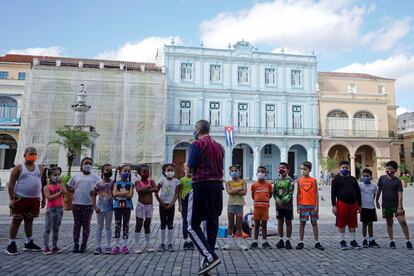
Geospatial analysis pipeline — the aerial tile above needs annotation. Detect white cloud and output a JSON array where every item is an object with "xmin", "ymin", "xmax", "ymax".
[
  {"xmin": 336, "ymin": 54, "xmax": 414, "ymax": 92},
  {"xmin": 7, "ymin": 46, "xmax": 64, "ymax": 56},
  {"xmin": 95, "ymin": 36, "xmax": 182, "ymax": 63},
  {"xmin": 199, "ymin": 0, "xmax": 410, "ymax": 53},
  {"xmin": 397, "ymin": 106, "xmax": 411, "ymax": 116}
]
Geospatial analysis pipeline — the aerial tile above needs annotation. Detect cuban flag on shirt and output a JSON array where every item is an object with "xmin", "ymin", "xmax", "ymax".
[{"xmin": 224, "ymin": 126, "xmax": 235, "ymax": 146}]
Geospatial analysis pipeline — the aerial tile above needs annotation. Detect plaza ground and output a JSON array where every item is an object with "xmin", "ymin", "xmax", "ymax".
[{"xmin": 1, "ymin": 186, "xmax": 414, "ymax": 275}]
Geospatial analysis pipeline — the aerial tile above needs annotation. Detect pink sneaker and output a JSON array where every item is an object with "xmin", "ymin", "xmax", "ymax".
[
  {"xmin": 43, "ymin": 247, "xmax": 52, "ymax": 255},
  {"xmin": 122, "ymin": 245, "xmax": 129, "ymax": 254},
  {"xmin": 111, "ymin": 246, "xmax": 120, "ymax": 255},
  {"xmin": 52, "ymin": 247, "xmax": 63, "ymax": 254}
]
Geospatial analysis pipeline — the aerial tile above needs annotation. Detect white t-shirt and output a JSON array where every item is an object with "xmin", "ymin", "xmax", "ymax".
[
  {"xmin": 158, "ymin": 177, "xmax": 179, "ymax": 204},
  {"xmin": 68, "ymin": 173, "xmax": 100, "ymax": 205},
  {"xmin": 359, "ymin": 182, "xmax": 377, "ymax": 209}
]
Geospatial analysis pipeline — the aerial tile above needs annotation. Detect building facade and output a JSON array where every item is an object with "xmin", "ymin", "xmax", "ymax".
[
  {"xmin": 318, "ymin": 72, "xmax": 400, "ymax": 180},
  {"xmin": 397, "ymin": 112, "xmax": 414, "ymax": 173},
  {"xmin": 158, "ymin": 41, "xmax": 320, "ymax": 180},
  {"xmin": 0, "ymin": 56, "xmax": 30, "ymax": 169}
]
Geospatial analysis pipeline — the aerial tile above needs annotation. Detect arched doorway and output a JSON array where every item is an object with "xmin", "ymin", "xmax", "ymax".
[
  {"xmin": 172, "ymin": 142, "xmax": 191, "ymax": 179},
  {"xmin": 327, "ymin": 144, "xmax": 350, "ymax": 175},
  {"xmin": 0, "ymin": 133, "xmax": 18, "ymax": 169},
  {"xmin": 260, "ymin": 144, "xmax": 280, "ymax": 180},
  {"xmin": 232, "ymin": 143, "xmax": 253, "ymax": 180},
  {"xmin": 355, "ymin": 145, "xmax": 377, "ymax": 179},
  {"xmin": 288, "ymin": 145, "xmax": 307, "ymax": 178}
]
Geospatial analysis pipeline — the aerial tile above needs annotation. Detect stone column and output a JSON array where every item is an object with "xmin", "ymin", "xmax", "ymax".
[
  {"xmin": 253, "ymin": 144, "xmax": 260, "ymax": 180},
  {"xmin": 166, "ymin": 136, "xmax": 174, "ymax": 163},
  {"xmin": 350, "ymin": 156, "xmax": 356, "ymax": 177},
  {"xmin": 281, "ymin": 139, "xmax": 289, "ymax": 163},
  {"xmin": 224, "ymin": 146, "xmax": 232, "ymax": 181}
]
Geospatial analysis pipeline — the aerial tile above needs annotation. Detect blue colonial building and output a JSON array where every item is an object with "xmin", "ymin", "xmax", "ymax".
[{"xmin": 157, "ymin": 40, "xmax": 320, "ymax": 180}]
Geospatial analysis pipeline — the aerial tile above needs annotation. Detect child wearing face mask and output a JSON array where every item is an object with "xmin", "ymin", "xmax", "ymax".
[
  {"xmin": 296, "ymin": 161, "xmax": 323, "ymax": 250},
  {"xmin": 155, "ymin": 163, "xmax": 180, "ymax": 252},
  {"xmin": 92, "ymin": 164, "xmax": 114, "ymax": 255},
  {"xmin": 359, "ymin": 168, "xmax": 379, "ymax": 248},
  {"xmin": 273, "ymin": 162, "xmax": 294, "ymax": 250},
  {"xmin": 376, "ymin": 161, "xmax": 412, "ymax": 250},
  {"xmin": 112, "ymin": 165, "xmax": 134, "ymax": 254},
  {"xmin": 223, "ymin": 165, "xmax": 248, "ymax": 251},
  {"xmin": 331, "ymin": 160, "xmax": 361, "ymax": 250},
  {"xmin": 67, "ymin": 157, "xmax": 100, "ymax": 253},
  {"xmin": 42, "ymin": 167, "xmax": 66, "ymax": 255}
]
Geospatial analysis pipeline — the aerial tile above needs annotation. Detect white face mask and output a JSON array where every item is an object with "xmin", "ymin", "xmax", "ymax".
[
  {"xmin": 256, "ymin": 172, "xmax": 266, "ymax": 180},
  {"xmin": 165, "ymin": 171, "xmax": 175, "ymax": 178}
]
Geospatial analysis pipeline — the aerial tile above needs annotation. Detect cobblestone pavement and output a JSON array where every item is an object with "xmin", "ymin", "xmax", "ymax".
[{"xmin": 1, "ymin": 219, "xmax": 414, "ymax": 276}]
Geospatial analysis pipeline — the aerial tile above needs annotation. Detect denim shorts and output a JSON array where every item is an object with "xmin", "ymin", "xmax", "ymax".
[{"xmin": 228, "ymin": 205, "xmax": 243, "ymax": 215}]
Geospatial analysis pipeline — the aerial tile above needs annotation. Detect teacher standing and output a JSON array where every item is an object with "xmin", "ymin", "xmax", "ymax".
[{"xmin": 187, "ymin": 120, "xmax": 224, "ymax": 275}]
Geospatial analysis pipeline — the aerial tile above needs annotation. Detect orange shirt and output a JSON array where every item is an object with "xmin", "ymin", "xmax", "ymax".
[
  {"xmin": 297, "ymin": 176, "xmax": 318, "ymax": 206},
  {"xmin": 251, "ymin": 181, "xmax": 272, "ymax": 208}
]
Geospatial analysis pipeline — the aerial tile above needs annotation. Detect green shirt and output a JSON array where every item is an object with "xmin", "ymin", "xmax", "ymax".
[
  {"xmin": 179, "ymin": 176, "xmax": 192, "ymax": 199},
  {"xmin": 273, "ymin": 176, "xmax": 294, "ymax": 209}
]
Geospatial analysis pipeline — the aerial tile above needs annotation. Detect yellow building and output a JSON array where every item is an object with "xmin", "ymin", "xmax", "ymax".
[
  {"xmin": 0, "ymin": 55, "xmax": 31, "ymax": 169},
  {"xmin": 318, "ymin": 72, "xmax": 400, "ymax": 180}
]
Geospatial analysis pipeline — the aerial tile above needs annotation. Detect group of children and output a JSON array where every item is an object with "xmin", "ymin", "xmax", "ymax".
[{"xmin": 40, "ymin": 156, "xmax": 412, "ymax": 255}]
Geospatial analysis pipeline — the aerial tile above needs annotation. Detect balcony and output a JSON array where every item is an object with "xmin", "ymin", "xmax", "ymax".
[
  {"xmin": 167, "ymin": 124, "xmax": 320, "ymax": 136},
  {"xmin": 323, "ymin": 129, "xmax": 393, "ymax": 138},
  {"xmin": 0, "ymin": 117, "xmax": 20, "ymax": 126}
]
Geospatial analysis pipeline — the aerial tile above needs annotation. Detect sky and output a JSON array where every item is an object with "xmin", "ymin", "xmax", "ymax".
[{"xmin": 1, "ymin": 0, "xmax": 414, "ymax": 114}]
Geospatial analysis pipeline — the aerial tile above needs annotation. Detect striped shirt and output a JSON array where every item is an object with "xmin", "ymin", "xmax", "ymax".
[{"xmin": 187, "ymin": 135, "xmax": 224, "ymax": 184}]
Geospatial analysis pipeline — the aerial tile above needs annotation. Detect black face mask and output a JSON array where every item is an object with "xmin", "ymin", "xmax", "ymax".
[{"xmin": 103, "ymin": 171, "xmax": 113, "ymax": 178}]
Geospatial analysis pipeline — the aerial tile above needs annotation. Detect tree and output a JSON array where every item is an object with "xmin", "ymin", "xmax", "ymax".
[{"xmin": 49, "ymin": 126, "xmax": 92, "ymax": 176}]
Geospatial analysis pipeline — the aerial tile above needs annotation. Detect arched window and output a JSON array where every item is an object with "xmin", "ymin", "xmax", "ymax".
[
  {"xmin": 0, "ymin": 97, "xmax": 18, "ymax": 119},
  {"xmin": 354, "ymin": 111, "xmax": 374, "ymax": 119},
  {"xmin": 327, "ymin": 110, "xmax": 348, "ymax": 118}
]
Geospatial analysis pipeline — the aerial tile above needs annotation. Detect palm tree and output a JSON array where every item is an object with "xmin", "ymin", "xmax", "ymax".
[{"xmin": 50, "ymin": 126, "xmax": 92, "ymax": 176}]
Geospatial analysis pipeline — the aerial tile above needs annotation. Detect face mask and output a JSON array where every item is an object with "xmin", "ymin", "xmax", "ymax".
[
  {"xmin": 165, "ymin": 171, "xmax": 175, "ymax": 178},
  {"xmin": 256, "ymin": 172, "xmax": 266, "ymax": 180},
  {"xmin": 300, "ymin": 169, "xmax": 308, "ymax": 176},
  {"xmin": 121, "ymin": 172, "xmax": 130, "ymax": 179},
  {"xmin": 103, "ymin": 171, "xmax": 113, "ymax": 178},
  {"xmin": 230, "ymin": 171, "xmax": 239, "ymax": 178},
  {"xmin": 193, "ymin": 130, "xmax": 199, "ymax": 140},
  {"xmin": 141, "ymin": 171, "xmax": 149, "ymax": 180},
  {"xmin": 386, "ymin": 170, "xmax": 395, "ymax": 177},
  {"xmin": 26, "ymin": 154, "xmax": 37, "ymax": 162},
  {"xmin": 51, "ymin": 176, "xmax": 59, "ymax": 183},
  {"xmin": 339, "ymin": 169, "xmax": 349, "ymax": 176},
  {"xmin": 362, "ymin": 176, "xmax": 371, "ymax": 184},
  {"xmin": 82, "ymin": 164, "xmax": 92, "ymax": 173},
  {"xmin": 279, "ymin": 168, "xmax": 287, "ymax": 175}
]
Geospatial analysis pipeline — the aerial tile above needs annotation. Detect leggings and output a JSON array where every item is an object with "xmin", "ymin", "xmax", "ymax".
[
  {"xmin": 72, "ymin": 204, "xmax": 94, "ymax": 245},
  {"xmin": 44, "ymin": 206, "xmax": 63, "ymax": 248},
  {"xmin": 181, "ymin": 198, "xmax": 189, "ymax": 239},
  {"xmin": 160, "ymin": 205, "xmax": 175, "ymax": 230},
  {"xmin": 114, "ymin": 208, "xmax": 131, "ymax": 240}
]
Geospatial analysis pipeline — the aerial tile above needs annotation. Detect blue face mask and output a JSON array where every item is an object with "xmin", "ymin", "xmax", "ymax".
[
  {"xmin": 193, "ymin": 130, "xmax": 198, "ymax": 140},
  {"xmin": 230, "ymin": 171, "xmax": 239, "ymax": 178},
  {"xmin": 362, "ymin": 176, "xmax": 371, "ymax": 184},
  {"xmin": 121, "ymin": 172, "xmax": 130, "ymax": 180},
  {"xmin": 339, "ymin": 169, "xmax": 350, "ymax": 176}
]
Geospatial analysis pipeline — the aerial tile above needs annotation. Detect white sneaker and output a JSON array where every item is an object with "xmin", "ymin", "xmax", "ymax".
[
  {"xmin": 134, "ymin": 247, "xmax": 142, "ymax": 254},
  {"xmin": 222, "ymin": 243, "xmax": 231, "ymax": 250},
  {"xmin": 145, "ymin": 245, "xmax": 154, "ymax": 253},
  {"xmin": 214, "ymin": 244, "xmax": 219, "ymax": 250},
  {"xmin": 239, "ymin": 244, "xmax": 248, "ymax": 251}
]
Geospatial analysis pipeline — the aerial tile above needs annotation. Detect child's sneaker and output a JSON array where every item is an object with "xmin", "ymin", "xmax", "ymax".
[
  {"xmin": 340, "ymin": 240, "xmax": 348, "ymax": 250},
  {"xmin": 315, "ymin": 242, "xmax": 324, "ymax": 251},
  {"xmin": 105, "ymin": 247, "xmax": 112, "ymax": 254},
  {"xmin": 52, "ymin": 247, "xmax": 63, "ymax": 254},
  {"xmin": 369, "ymin": 240, "xmax": 380, "ymax": 248},
  {"xmin": 188, "ymin": 241, "xmax": 195, "ymax": 250},
  {"xmin": 296, "ymin": 242, "xmax": 304, "ymax": 250},
  {"xmin": 350, "ymin": 240, "xmax": 361, "ymax": 250},
  {"xmin": 79, "ymin": 244, "xmax": 87, "ymax": 253},
  {"xmin": 276, "ymin": 239, "xmax": 285, "ymax": 249},
  {"xmin": 73, "ymin": 244, "xmax": 80, "ymax": 253},
  {"xmin": 222, "ymin": 243, "xmax": 231, "ymax": 250},
  {"xmin": 238, "ymin": 243, "xmax": 248, "ymax": 251},
  {"xmin": 6, "ymin": 241, "xmax": 18, "ymax": 256},
  {"xmin": 407, "ymin": 241, "xmax": 413, "ymax": 250},
  {"xmin": 111, "ymin": 246, "xmax": 120, "ymax": 255},
  {"xmin": 43, "ymin": 247, "xmax": 52, "ymax": 255},
  {"xmin": 94, "ymin": 247, "xmax": 102, "ymax": 255},
  {"xmin": 285, "ymin": 240, "xmax": 293, "ymax": 250},
  {"xmin": 134, "ymin": 247, "xmax": 143, "ymax": 254},
  {"xmin": 183, "ymin": 241, "xmax": 189, "ymax": 250},
  {"xmin": 389, "ymin": 241, "xmax": 396, "ymax": 249},
  {"xmin": 362, "ymin": 239, "xmax": 368, "ymax": 248},
  {"xmin": 145, "ymin": 245, "xmax": 155, "ymax": 253},
  {"xmin": 158, "ymin": 244, "xmax": 166, "ymax": 252},
  {"xmin": 122, "ymin": 245, "xmax": 129, "ymax": 254},
  {"xmin": 24, "ymin": 240, "xmax": 41, "ymax": 252},
  {"xmin": 262, "ymin": 241, "xmax": 271, "ymax": 249},
  {"xmin": 167, "ymin": 244, "xmax": 174, "ymax": 252},
  {"xmin": 250, "ymin": 241, "xmax": 259, "ymax": 249}
]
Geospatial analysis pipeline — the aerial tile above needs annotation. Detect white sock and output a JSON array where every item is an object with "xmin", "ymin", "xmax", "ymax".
[
  {"xmin": 134, "ymin": 232, "xmax": 141, "ymax": 246},
  {"xmin": 184, "ymin": 237, "xmax": 188, "ymax": 242},
  {"xmin": 122, "ymin": 239, "xmax": 128, "ymax": 247},
  {"xmin": 145, "ymin": 234, "xmax": 150, "ymax": 245},
  {"xmin": 286, "ymin": 237, "xmax": 290, "ymax": 241},
  {"xmin": 96, "ymin": 229, "xmax": 102, "ymax": 248},
  {"xmin": 115, "ymin": 238, "xmax": 120, "ymax": 247},
  {"xmin": 315, "ymin": 240, "xmax": 319, "ymax": 244},
  {"xmin": 9, "ymin": 239, "xmax": 16, "ymax": 245},
  {"xmin": 160, "ymin": 229, "xmax": 166, "ymax": 245},
  {"xmin": 106, "ymin": 230, "xmax": 112, "ymax": 248},
  {"xmin": 168, "ymin": 229, "xmax": 174, "ymax": 245},
  {"xmin": 26, "ymin": 237, "xmax": 32, "ymax": 243},
  {"xmin": 350, "ymin": 232, "xmax": 356, "ymax": 241},
  {"xmin": 339, "ymin": 232, "xmax": 345, "ymax": 241},
  {"xmin": 227, "ymin": 236, "xmax": 233, "ymax": 244}
]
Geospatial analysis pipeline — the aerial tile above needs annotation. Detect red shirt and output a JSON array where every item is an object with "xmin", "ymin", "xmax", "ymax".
[{"xmin": 251, "ymin": 181, "xmax": 272, "ymax": 208}]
